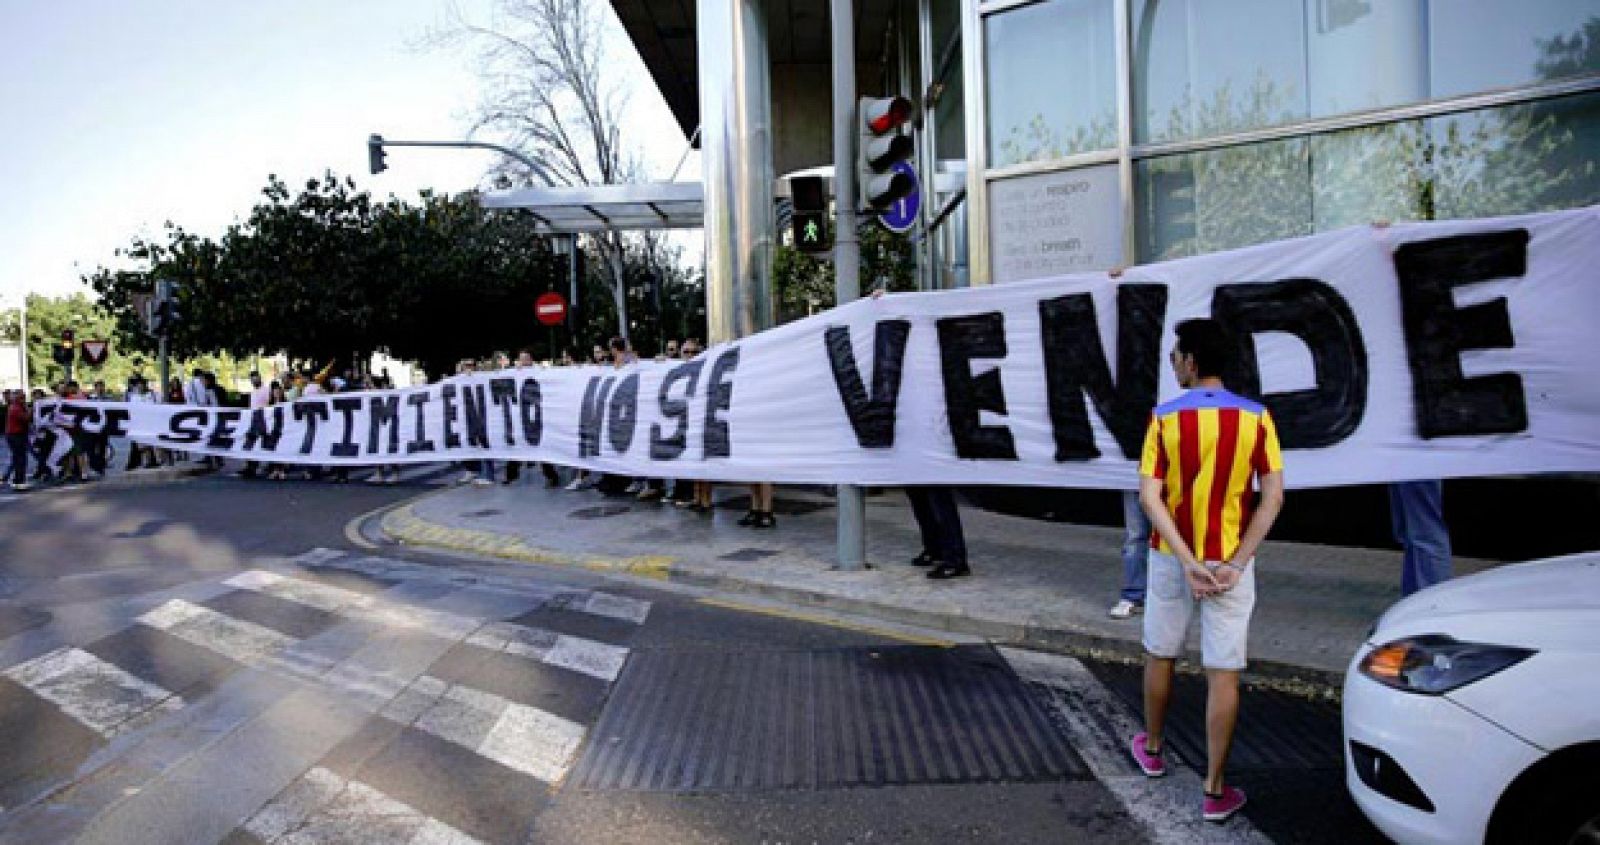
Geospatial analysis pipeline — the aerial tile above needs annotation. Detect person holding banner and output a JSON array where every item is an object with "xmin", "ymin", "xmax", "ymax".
[
  {"xmin": 5, "ymin": 390, "xmax": 30, "ymax": 491},
  {"xmin": 1130, "ymin": 319, "xmax": 1284, "ymax": 824}
]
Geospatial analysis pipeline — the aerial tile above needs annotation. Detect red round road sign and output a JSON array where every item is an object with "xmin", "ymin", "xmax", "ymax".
[{"xmin": 535, "ymin": 292, "xmax": 568, "ymax": 326}]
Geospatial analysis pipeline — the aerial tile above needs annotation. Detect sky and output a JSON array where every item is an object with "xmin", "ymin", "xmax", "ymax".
[{"xmin": 0, "ymin": 0, "xmax": 697, "ymax": 302}]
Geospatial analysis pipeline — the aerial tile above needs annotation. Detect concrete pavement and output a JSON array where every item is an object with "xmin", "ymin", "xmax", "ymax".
[{"xmin": 380, "ymin": 480, "xmax": 1500, "ymax": 684}]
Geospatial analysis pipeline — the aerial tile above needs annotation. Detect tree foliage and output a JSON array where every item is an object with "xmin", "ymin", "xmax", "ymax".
[
  {"xmin": 82, "ymin": 173, "xmax": 697, "ymax": 379},
  {"xmin": 772, "ymin": 223, "xmax": 918, "ymax": 324}
]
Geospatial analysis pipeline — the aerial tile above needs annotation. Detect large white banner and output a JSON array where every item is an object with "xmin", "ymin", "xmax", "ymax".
[{"xmin": 38, "ymin": 207, "xmax": 1600, "ymax": 489}]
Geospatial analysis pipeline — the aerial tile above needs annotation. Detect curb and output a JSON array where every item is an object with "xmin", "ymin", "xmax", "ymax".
[{"xmin": 379, "ymin": 501, "xmax": 1346, "ymax": 696}]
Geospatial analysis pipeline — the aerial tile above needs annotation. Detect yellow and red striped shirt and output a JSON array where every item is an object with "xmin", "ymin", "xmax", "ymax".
[{"xmin": 1138, "ymin": 388, "xmax": 1284, "ymax": 561}]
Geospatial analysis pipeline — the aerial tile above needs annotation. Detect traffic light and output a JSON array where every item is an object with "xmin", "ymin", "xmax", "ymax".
[
  {"xmin": 150, "ymin": 300, "xmax": 181, "ymax": 335},
  {"xmin": 857, "ymin": 96, "xmax": 916, "ymax": 211},
  {"xmin": 149, "ymin": 279, "xmax": 181, "ymax": 336},
  {"xmin": 53, "ymin": 329, "xmax": 75, "ymax": 366},
  {"xmin": 368, "ymin": 133, "xmax": 388, "ymax": 175},
  {"xmin": 790, "ymin": 175, "xmax": 831, "ymax": 255}
]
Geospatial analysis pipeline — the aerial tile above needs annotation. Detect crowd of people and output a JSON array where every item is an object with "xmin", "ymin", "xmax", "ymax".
[{"xmin": 444, "ymin": 336, "xmax": 777, "ymax": 528}]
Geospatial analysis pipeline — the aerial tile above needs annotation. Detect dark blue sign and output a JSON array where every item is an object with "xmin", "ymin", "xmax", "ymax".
[{"xmin": 878, "ymin": 161, "xmax": 920, "ymax": 234}]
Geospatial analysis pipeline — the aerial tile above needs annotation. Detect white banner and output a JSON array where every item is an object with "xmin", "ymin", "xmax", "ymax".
[{"xmin": 39, "ymin": 207, "xmax": 1600, "ymax": 489}]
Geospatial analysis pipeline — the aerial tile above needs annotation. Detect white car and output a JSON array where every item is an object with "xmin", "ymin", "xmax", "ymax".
[{"xmin": 1343, "ymin": 551, "xmax": 1600, "ymax": 844}]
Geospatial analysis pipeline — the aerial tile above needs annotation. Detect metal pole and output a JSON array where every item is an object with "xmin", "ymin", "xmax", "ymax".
[
  {"xmin": 567, "ymin": 234, "xmax": 580, "ymax": 348},
  {"xmin": 17, "ymin": 294, "xmax": 29, "ymax": 390},
  {"xmin": 832, "ymin": 0, "xmax": 867, "ymax": 571},
  {"xmin": 158, "ymin": 335, "xmax": 169, "ymax": 398},
  {"xmin": 377, "ymin": 139, "xmax": 559, "ymax": 186}
]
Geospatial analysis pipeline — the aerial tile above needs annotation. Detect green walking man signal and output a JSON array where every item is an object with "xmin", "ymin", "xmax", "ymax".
[{"xmin": 790, "ymin": 175, "xmax": 831, "ymax": 255}]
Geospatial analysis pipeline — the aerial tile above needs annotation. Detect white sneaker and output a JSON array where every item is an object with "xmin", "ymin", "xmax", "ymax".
[
  {"xmin": 9, "ymin": 482, "xmax": 30, "ymax": 491},
  {"xmin": 458, "ymin": 471, "xmax": 476, "ymax": 484},
  {"xmin": 1109, "ymin": 599, "xmax": 1143, "ymax": 619},
  {"xmin": 624, "ymin": 480, "xmax": 644, "ymax": 494},
  {"xmin": 564, "ymin": 478, "xmax": 585, "ymax": 491},
  {"xmin": 472, "ymin": 477, "xmax": 493, "ymax": 487}
]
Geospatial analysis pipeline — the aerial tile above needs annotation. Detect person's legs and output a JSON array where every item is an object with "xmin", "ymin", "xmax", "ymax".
[
  {"xmin": 543, "ymin": 463, "xmax": 562, "ymax": 487},
  {"xmin": 906, "ymin": 487, "xmax": 939, "ymax": 561},
  {"xmin": 505, "ymin": 461, "xmax": 521, "ymax": 484},
  {"xmin": 1197, "ymin": 559, "xmax": 1255, "ymax": 800},
  {"xmin": 1390, "ymin": 480, "xmax": 1452, "ymax": 596},
  {"xmin": 1121, "ymin": 491, "xmax": 1151, "ymax": 604},
  {"xmin": 1138, "ymin": 550, "xmax": 1194, "ymax": 757},
  {"xmin": 7, "ymin": 433, "xmax": 28, "ymax": 485},
  {"xmin": 1204, "ymin": 670, "xmax": 1241, "ymax": 794},
  {"xmin": 1142, "ymin": 657, "xmax": 1176, "ymax": 753},
  {"xmin": 925, "ymin": 487, "xmax": 968, "ymax": 570}
]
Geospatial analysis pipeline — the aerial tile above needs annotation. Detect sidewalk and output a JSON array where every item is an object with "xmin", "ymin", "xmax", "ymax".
[{"xmin": 379, "ymin": 481, "xmax": 1499, "ymax": 685}]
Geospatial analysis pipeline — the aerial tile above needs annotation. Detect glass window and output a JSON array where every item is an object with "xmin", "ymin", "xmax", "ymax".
[
  {"xmin": 1309, "ymin": 120, "xmax": 1431, "ymax": 231},
  {"xmin": 1136, "ymin": 0, "xmax": 1600, "ymax": 145},
  {"xmin": 1135, "ymin": 138, "xmax": 1312, "ymax": 261},
  {"xmin": 1134, "ymin": 0, "xmax": 1309, "ymax": 143},
  {"xmin": 985, "ymin": 0, "xmax": 1117, "ymax": 167},
  {"xmin": 931, "ymin": 0, "xmax": 966, "ymax": 162},
  {"xmin": 1136, "ymin": 91, "xmax": 1600, "ymax": 260},
  {"xmin": 1429, "ymin": 2, "xmax": 1600, "ymax": 98},
  {"xmin": 1430, "ymin": 91, "xmax": 1600, "ymax": 219}
]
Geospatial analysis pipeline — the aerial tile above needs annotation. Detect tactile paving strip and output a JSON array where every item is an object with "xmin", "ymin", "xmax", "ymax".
[{"xmin": 568, "ymin": 644, "xmax": 1087, "ymax": 791}]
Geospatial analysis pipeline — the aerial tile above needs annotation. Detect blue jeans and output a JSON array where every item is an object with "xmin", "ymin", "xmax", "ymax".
[
  {"xmin": 1121, "ymin": 490, "xmax": 1151, "ymax": 603},
  {"xmin": 1389, "ymin": 480, "xmax": 1453, "ymax": 596},
  {"xmin": 478, "ymin": 460, "xmax": 497, "ymax": 482}
]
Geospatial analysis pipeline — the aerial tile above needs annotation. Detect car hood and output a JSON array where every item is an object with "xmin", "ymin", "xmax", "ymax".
[{"xmin": 1374, "ymin": 552, "xmax": 1600, "ymax": 635}]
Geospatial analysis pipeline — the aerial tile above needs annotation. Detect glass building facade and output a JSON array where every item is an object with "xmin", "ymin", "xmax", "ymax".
[{"xmin": 897, "ymin": 0, "xmax": 1600, "ymax": 286}]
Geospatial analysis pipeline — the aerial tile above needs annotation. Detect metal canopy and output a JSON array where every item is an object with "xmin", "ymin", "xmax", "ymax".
[{"xmin": 480, "ymin": 182, "xmax": 704, "ymax": 234}]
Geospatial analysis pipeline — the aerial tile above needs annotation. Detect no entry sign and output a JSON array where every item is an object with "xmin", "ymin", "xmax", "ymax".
[{"xmin": 535, "ymin": 292, "xmax": 568, "ymax": 326}]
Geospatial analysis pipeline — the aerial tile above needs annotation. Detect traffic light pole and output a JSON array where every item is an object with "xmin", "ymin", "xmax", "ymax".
[
  {"xmin": 832, "ymin": 0, "xmax": 867, "ymax": 571},
  {"xmin": 371, "ymin": 138, "xmax": 559, "ymax": 186},
  {"xmin": 158, "ymin": 335, "xmax": 169, "ymax": 400}
]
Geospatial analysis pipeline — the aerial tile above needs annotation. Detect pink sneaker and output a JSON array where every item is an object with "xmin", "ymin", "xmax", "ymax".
[
  {"xmin": 1130, "ymin": 732, "xmax": 1165, "ymax": 777},
  {"xmin": 1203, "ymin": 785, "xmax": 1248, "ymax": 822}
]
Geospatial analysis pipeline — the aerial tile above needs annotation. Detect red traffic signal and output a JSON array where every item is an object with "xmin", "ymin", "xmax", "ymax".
[
  {"xmin": 863, "ymin": 96, "xmax": 913, "ymax": 134},
  {"xmin": 858, "ymin": 97, "xmax": 918, "ymax": 211}
]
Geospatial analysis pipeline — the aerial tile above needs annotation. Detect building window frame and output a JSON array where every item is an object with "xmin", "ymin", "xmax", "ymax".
[{"xmin": 961, "ymin": 0, "xmax": 1600, "ymax": 284}]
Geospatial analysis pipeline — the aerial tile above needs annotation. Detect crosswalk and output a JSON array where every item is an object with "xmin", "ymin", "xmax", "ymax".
[{"xmin": 0, "ymin": 546, "xmax": 650, "ymax": 845}]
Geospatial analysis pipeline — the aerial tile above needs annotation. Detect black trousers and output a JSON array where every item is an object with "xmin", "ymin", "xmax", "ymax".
[
  {"xmin": 6, "ymin": 433, "xmax": 27, "ymax": 484},
  {"xmin": 906, "ymin": 486, "xmax": 968, "ymax": 566}
]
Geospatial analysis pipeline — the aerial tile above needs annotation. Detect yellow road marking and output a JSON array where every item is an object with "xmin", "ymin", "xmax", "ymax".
[{"xmin": 695, "ymin": 597, "xmax": 953, "ymax": 647}]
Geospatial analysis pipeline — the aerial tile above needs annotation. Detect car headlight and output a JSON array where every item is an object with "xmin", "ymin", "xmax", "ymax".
[{"xmin": 1359, "ymin": 635, "xmax": 1535, "ymax": 695}]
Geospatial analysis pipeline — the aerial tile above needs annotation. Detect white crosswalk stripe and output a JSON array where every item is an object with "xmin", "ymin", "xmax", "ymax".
[
  {"xmin": 999, "ymin": 647, "xmax": 1271, "ymax": 845},
  {"xmin": 466, "ymin": 621, "xmax": 629, "ymax": 682},
  {"xmin": 289, "ymin": 548, "xmax": 653, "ymax": 626},
  {"xmin": 243, "ymin": 766, "xmax": 486, "ymax": 845},
  {"xmin": 138, "ymin": 598, "xmax": 299, "ymax": 666},
  {"xmin": 2, "ymin": 646, "xmax": 184, "ymax": 738},
  {"xmin": 226, "ymin": 569, "xmax": 481, "ymax": 640}
]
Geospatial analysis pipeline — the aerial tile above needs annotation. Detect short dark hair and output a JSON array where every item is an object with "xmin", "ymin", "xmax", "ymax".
[
  {"xmin": 1174, "ymin": 319, "xmax": 1231, "ymax": 379},
  {"xmin": 608, "ymin": 336, "xmax": 627, "ymax": 352}
]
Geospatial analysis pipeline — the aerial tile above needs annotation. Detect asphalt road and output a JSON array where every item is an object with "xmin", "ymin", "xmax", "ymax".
[{"xmin": 0, "ymin": 472, "xmax": 1384, "ymax": 844}]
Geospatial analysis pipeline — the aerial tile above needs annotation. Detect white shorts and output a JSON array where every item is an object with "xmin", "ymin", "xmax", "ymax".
[{"xmin": 1142, "ymin": 549, "xmax": 1257, "ymax": 670}]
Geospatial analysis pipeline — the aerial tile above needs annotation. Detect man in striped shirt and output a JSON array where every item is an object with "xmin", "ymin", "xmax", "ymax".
[{"xmin": 1128, "ymin": 318, "xmax": 1286, "ymax": 824}]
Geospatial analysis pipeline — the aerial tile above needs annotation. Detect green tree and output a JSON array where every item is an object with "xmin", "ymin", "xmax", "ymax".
[
  {"xmin": 84, "ymin": 174, "xmax": 574, "ymax": 381},
  {"xmin": 771, "ymin": 223, "xmax": 918, "ymax": 325}
]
